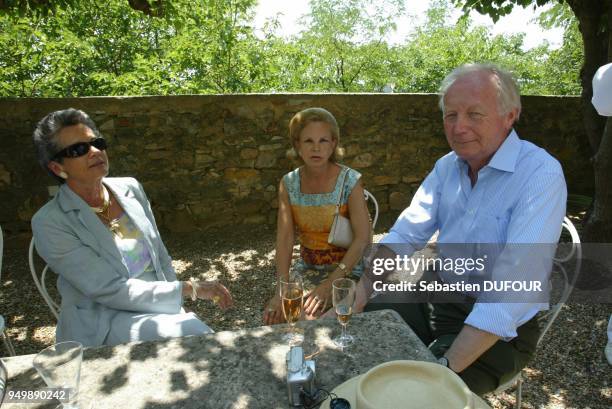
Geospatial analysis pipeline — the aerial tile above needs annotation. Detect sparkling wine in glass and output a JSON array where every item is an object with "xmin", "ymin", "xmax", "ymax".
[
  {"xmin": 280, "ymin": 277, "xmax": 304, "ymax": 345},
  {"xmin": 332, "ymin": 278, "xmax": 355, "ymax": 348}
]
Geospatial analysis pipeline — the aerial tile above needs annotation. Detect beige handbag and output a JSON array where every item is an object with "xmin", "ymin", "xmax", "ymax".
[{"xmin": 328, "ymin": 168, "xmax": 354, "ymax": 249}]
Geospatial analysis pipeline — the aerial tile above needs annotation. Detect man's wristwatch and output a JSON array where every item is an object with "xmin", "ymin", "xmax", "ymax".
[
  {"xmin": 336, "ymin": 262, "xmax": 349, "ymax": 277},
  {"xmin": 437, "ymin": 356, "xmax": 451, "ymax": 370}
]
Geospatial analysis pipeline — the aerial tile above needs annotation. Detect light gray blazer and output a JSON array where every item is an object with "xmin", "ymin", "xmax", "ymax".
[{"xmin": 32, "ymin": 177, "xmax": 182, "ymax": 347}]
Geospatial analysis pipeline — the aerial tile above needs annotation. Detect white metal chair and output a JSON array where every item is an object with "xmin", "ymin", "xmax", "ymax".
[
  {"xmin": 28, "ymin": 238, "xmax": 60, "ymax": 321},
  {"xmin": 0, "ymin": 358, "xmax": 7, "ymax": 404},
  {"xmin": 494, "ymin": 216, "xmax": 581, "ymax": 407},
  {"xmin": 0, "ymin": 225, "xmax": 16, "ymax": 356},
  {"xmin": 364, "ymin": 189, "xmax": 379, "ymax": 230}
]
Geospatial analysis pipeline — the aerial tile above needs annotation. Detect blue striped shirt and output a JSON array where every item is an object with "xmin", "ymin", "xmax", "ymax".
[{"xmin": 381, "ymin": 130, "xmax": 567, "ymax": 339}]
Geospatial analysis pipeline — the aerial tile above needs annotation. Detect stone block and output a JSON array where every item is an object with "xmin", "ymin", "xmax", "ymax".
[
  {"xmin": 239, "ymin": 159, "xmax": 256, "ymax": 168},
  {"xmin": 255, "ymin": 151, "xmax": 278, "ymax": 169},
  {"xmin": 195, "ymin": 152, "xmax": 215, "ymax": 165},
  {"xmin": 243, "ymin": 214, "xmax": 267, "ymax": 224},
  {"xmin": 0, "ymin": 164, "xmax": 11, "ymax": 186},
  {"xmin": 236, "ymin": 199, "xmax": 266, "ymax": 214},
  {"xmin": 372, "ymin": 175, "xmax": 400, "ymax": 186},
  {"xmin": 163, "ymin": 208, "xmax": 198, "ymax": 233},
  {"xmin": 117, "ymin": 117, "xmax": 132, "ymax": 127},
  {"xmin": 223, "ymin": 116, "xmax": 257, "ymax": 137},
  {"xmin": 351, "ymin": 153, "xmax": 373, "ymax": 168},
  {"xmin": 389, "ymin": 191, "xmax": 409, "ymax": 210},
  {"xmin": 258, "ymin": 143, "xmax": 283, "ymax": 151},
  {"xmin": 17, "ymin": 198, "xmax": 39, "ymax": 221},
  {"xmin": 345, "ymin": 144, "xmax": 361, "ymax": 157},
  {"xmin": 263, "ymin": 190, "xmax": 276, "ymax": 201},
  {"xmin": 268, "ymin": 211, "xmax": 276, "ymax": 225},
  {"xmin": 288, "ymin": 98, "xmax": 313, "ymax": 106},
  {"xmin": 256, "ymin": 108, "xmax": 275, "ymax": 130},
  {"xmin": 402, "ymin": 175, "xmax": 423, "ymax": 184},
  {"xmin": 240, "ymin": 148, "xmax": 258, "ymax": 159},
  {"xmin": 148, "ymin": 150, "xmax": 173, "ymax": 160},
  {"xmin": 190, "ymin": 203, "xmax": 214, "ymax": 217},
  {"xmin": 224, "ymin": 168, "xmax": 261, "ymax": 185},
  {"xmin": 99, "ymin": 119, "xmax": 114, "ymax": 132}
]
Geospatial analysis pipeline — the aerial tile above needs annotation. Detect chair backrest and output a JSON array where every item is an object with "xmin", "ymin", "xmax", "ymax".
[
  {"xmin": 537, "ymin": 216, "xmax": 581, "ymax": 345},
  {"xmin": 28, "ymin": 238, "xmax": 60, "ymax": 320},
  {"xmin": 363, "ymin": 189, "xmax": 379, "ymax": 230},
  {"xmin": 0, "ymin": 358, "xmax": 6, "ymax": 404}
]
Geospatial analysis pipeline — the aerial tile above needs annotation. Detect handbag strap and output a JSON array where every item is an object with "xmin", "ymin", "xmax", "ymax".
[{"xmin": 334, "ymin": 167, "xmax": 349, "ymax": 215}]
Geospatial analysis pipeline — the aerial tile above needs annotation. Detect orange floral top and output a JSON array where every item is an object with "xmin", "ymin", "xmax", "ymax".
[{"xmin": 283, "ymin": 166, "xmax": 363, "ymax": 276}]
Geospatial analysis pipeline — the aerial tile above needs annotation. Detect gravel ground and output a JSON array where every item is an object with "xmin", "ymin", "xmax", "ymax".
[{"xmin": 1, "ymin": 224, "xmax": 610, "ymax": 408}]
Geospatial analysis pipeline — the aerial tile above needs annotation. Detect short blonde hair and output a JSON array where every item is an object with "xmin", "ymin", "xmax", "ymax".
[{"xmin": 288, "ymin": 107, "xmax": 344, "ymax": 163}]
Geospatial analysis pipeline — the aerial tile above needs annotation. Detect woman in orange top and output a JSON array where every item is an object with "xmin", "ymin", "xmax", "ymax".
[{"xmin": 263, "ymin": 107, "xmax": 370, "ymax": 324}]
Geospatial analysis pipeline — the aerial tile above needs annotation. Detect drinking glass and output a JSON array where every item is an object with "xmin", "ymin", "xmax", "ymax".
[
  {"xmin": 33, "ymin": 341, "xmax": 83, "ymax": 409},
  {"xmin": 280, "ymin": 277, "xmax": 304, "ymax": 345},
  {"xmin": 332, "ymin": 278, "xmax": 356, "ymax": 348}
]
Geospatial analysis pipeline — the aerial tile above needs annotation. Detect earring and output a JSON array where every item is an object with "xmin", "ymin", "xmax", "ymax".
[{"xmin": 59, "ymin": 171, "xmax": 68, "ymax": 179}]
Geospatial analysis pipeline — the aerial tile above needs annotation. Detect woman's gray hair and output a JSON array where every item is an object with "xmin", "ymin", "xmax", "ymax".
[
  {"xmin": 32, "ymin": 108, "xmax": 101, "ymax": 184},
  {"xmin": 438, "ymin": 63, "xmax": 521, "ymax": 121}
]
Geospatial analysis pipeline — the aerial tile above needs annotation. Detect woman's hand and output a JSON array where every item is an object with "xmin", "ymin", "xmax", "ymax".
[
  {"xmin": 303, "ymin": 279, "xmax": 333, "ymax": 317},
  {"xmin": 194, "ymin": 280, "xmax": 233, "ymax": 310},
  {"xmin": 263, "ymin": 293, "xmax": 285, "ymax": 325}
]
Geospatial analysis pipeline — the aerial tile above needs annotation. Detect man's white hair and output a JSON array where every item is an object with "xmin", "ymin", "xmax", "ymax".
[{"xmin": 438, "ymin": 63, "xmax": 522, "ymax": 121}]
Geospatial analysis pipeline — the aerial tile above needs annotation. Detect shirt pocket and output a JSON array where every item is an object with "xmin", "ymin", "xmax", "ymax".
[{"xmin": 476, "ymin": 211, "xmax": 510, "ymax": 243}]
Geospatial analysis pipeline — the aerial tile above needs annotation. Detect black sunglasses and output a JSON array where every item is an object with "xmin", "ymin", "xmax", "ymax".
[{"xmin": 52, "ymin": 137, "xmax": 107, "ymax": 160}]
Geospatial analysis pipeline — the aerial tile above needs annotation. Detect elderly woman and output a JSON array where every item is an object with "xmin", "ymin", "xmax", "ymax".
[
  {"xmin": 31, "ymin": 108, "xmax": 232, "ymax": 347},
  {"xmin": 263, "ymin": 107, "xmax": 370, "ymax": 324}
]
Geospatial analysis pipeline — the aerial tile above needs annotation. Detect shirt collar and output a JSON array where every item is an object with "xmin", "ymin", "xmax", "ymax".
[
  {"xmin": 453, "ymin": 129, "xmax": 521, "ymax": 174},
  {"xmin": 487, "ymin": 129, "xmax": 521, "ymax": 173}
]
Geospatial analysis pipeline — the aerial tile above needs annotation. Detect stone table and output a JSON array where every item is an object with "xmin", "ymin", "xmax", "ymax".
[{"xmin": 1, "ymin": 310, "xmax": 435, "ymax": 409}]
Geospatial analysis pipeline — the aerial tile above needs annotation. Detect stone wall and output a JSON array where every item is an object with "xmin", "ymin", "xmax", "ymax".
[{"xmin": 0, "ymin": 94, "xmax": 592, "ymax": 240}]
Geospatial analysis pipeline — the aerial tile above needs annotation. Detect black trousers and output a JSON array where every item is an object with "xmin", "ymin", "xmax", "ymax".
[{"xmin": 364, "ymin": 297, "xmax": 540, "ymax": 396}]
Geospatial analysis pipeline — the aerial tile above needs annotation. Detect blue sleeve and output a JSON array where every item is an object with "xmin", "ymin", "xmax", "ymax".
[
  {"xmin": 465, "ymin": 170, "xmax": 567, "ymax": 339},
  {"xmin": 380, "ymin": 165, "xmax": 441, "ymax": 256}
]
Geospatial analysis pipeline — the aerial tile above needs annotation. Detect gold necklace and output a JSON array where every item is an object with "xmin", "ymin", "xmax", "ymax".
[
  {"xmin": 90, "ymin": 186, "xmax": 110, "ymax": 214},
  {"xmin": 92, "ymin": 187, "xmax": 122, "ymax": 238}
]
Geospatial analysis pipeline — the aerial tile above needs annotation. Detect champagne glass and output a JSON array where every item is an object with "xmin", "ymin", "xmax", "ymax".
[
  {"xmin": 33, "ymin": 341, "xmax": 83, "ymax": 409},
  {"xmin": 280, "ymin": 277, "xmax": 304, "ymax": 345},
  {"xmin": 332, "ymin": 278, "xmax": 355, "ymax": 348}
]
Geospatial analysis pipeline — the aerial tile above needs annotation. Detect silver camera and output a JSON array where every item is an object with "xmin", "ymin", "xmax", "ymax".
[{"xmin": 286, "ymin": 346, "xmax": 316, "ymax": 406}]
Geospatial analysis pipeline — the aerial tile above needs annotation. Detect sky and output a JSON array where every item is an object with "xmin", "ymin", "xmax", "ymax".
[{"xmin": 254, "ymin": 0, "xmax": 564, "ymax": 50}]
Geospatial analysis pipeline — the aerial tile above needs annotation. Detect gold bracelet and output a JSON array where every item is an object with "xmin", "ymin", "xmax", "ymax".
[{"xmin": 189, "ymin": 277, "xmax": 198, "ymax": 301}]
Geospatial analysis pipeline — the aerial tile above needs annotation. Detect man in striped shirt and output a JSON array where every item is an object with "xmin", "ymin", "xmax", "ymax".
[{"xmin": 355, "ymin": 63, "xmax": 567, "ymax": 395}]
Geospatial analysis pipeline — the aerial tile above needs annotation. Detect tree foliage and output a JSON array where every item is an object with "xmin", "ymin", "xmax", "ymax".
[{"xmin": 0, "ymin": 0, "xmax": 583, "ymax": 96}]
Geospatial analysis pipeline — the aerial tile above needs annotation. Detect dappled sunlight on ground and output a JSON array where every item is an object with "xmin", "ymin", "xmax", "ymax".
[{"xmin": 2, "ymin": 218, "xmax": 610, "ymax": 408}]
